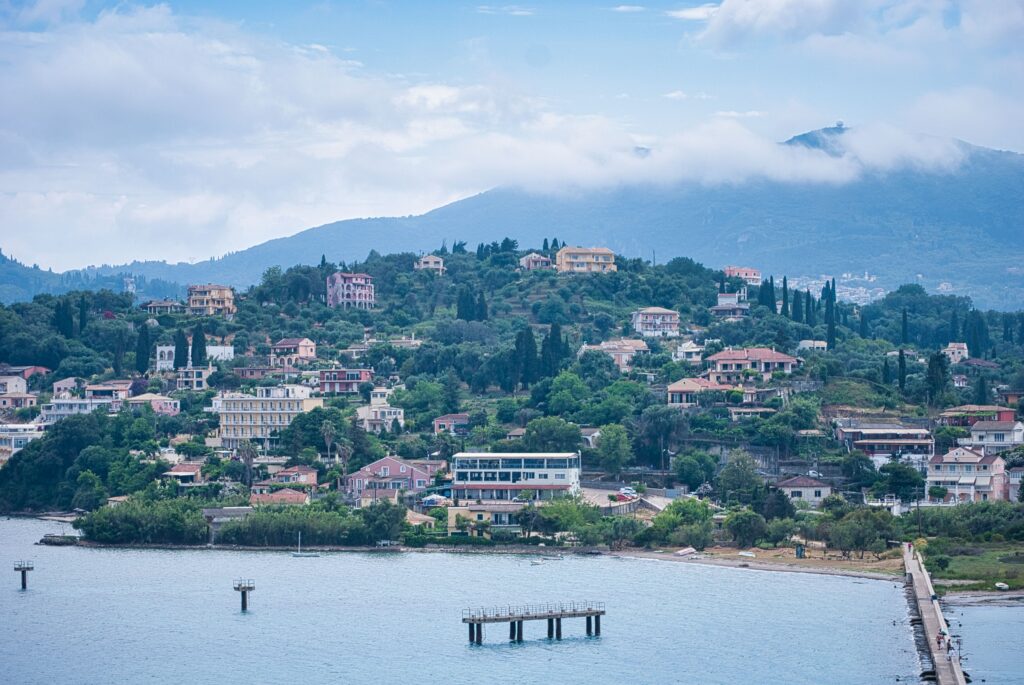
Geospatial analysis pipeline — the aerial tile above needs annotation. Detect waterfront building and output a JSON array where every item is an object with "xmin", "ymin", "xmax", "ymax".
[
  {"xmin": 450, "ymin": 452, "xmax": 581, "ymax": 503},
  {"xmin": 217, "ymin": 385, "xmax": 324, "ymax": 450},
  {"xmin": 631, "ymin": 307, "xmax": 680, "ymax": 338},
  {"xmin": 927, "ymin": 447, "xmax": 1008, "ymax": 502},
  {"xmin": 555, "ymin": 246, "xmax": 617, "ymax": 273},
  {"xmin": 326, "ymin": 272, "xmax": 375, "ymax": 309},
  {"xmin": 344, "ymin": 456, "xmax": 443, "ymax": 501},
  {"xmin": 187, "ymin": 284, "xmax": 236, "ymax": 318},
  {"xmin": 447, "ymin": 502, "xmax": 526, "ymax": 537},
  {"xmin": 834, "ymin": 420, "xmax": 934, "ymax": 469},
  {"xmin": 39, "ymin": 397, "xmax": 114, "ymax": 425}
]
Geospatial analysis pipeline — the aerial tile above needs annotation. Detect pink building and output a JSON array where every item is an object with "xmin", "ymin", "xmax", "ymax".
[
  {"xmin": 706, "ymin": 347, "xmax": 799, "ymax": 383},
  {"xmin": 723, "ymin": 265, "xmax": 762, "ymax": 286},
  {"xmin": 345, "ymin": 456, "xmax": 444, "ymax": 500},
  {"xmin": 433, "ymin": 413, "xmax": 470, "ymax": 436},
  {"xmin": 327, "ymin": 272, "xmax": 375, "ymax": 309},
  {"xmin": 320, "ymin": 368, "xmax": 373, "ymax": 394},
  {"xmin": 126, "ymin": 393, "xmax": 180, "ymax": 416},
  {"xmin": 271, "ymin": 338, "xmax": 317, "ymax": 367},
  {"xmin": 927, "ymin": 447, "xmax": 1008, "ymax": 502}
]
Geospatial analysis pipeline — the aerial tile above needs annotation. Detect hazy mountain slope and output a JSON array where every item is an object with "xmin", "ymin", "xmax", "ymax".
[{"xmin": 3, "ymin": 131, "xmax": 1023, "ymax": 308}]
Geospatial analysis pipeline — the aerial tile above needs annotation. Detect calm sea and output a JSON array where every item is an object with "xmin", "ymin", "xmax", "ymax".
[{"xmin": 0, "ymin": 517, "xmax": 929, "ymax": 684}]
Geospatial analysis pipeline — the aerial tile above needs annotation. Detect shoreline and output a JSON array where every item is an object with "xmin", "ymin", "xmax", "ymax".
[{"xmin": 608, "ymin": 549, "xmax": 903, "ymax": 582}]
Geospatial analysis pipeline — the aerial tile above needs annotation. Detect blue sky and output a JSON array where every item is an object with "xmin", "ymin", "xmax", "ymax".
[{"xmin": 1, "ymin": 0, "xmax": 1022, "ymax": 269}]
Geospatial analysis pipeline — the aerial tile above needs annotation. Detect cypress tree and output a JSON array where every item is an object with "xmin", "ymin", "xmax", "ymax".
[
  {"xmin": 1003, "ymin": 313, "xmax": 1014, "ymax": 344},
  {"xmin": 882, "ymin": 357, "xmax": 891, "ymax": 384},
  {"xmin": 475, "ymin": 292, "xmax": 488, "ymax": 321},
  {"xmin": 901, "ymin": 308, "xmax": 909, "ymax": 345},
  {"xmin": 173, "ymin": 329, "xmax": 189, "ymax": 369},
  {"xmin": 805, "ymin": 290, "xmax": 815, "ymax": 326},
  {"xmin": 974, "ymin": 376, "xmax": 990, "ymax": 405},
  {"xmin": 78, "ymin": 295, "xmax": 89, "ymax": 335},
  {"xmin": 781, "ymin": 276, "xmax": 789, "ymax": 317},
  {"xmin": 826, "ymin": 313, "xmax": 837, "ymax": 350},
  {"xmin": 898, "ymin": 349, "xmax": 907, "ymax": 392},
  {"xmin": 190, "ymin": 324, "xmax": 207, "ymax": 368},
  {"xmin": 514, "ymin": 328, "xmax": 539, "ymax": 389},
  {"xmin": 135, "ymin": 323, "xmax": 151, "ymax": 375},
  {"xmin": 1018, "ymin": 313, "xmax": 1024, "ymax": 344},
  {"xmin": 767, "ymin": 276, "xmax": 776, "ymax": 313},
  {"xmin": 792, "ymin": 290, "xmax": 803, "ymax": 323},
  {"xmin": 859, "ymin": 314, "xmax": 868, "ymax": 338},
  {"xmin": 542, "ymin": 238, "xmax": 549, "ymax": 252},
  {"xmin": 551, "ymin": 238, "xmax": 560, "ymax": 250}
]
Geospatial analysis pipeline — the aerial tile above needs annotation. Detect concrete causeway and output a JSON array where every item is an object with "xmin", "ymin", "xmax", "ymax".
[{"xmin": 903, "ymin": 547, "xmax": 967, "ymax": 685}]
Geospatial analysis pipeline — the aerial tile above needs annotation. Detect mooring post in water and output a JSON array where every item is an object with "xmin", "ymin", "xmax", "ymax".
[
  {"xmin": 233, "ymin": 579, "xmax": 255, "ymax": 612},
  {"xmin": 14, "ymin": 560, "xmax": 33, "ymax": 590}
]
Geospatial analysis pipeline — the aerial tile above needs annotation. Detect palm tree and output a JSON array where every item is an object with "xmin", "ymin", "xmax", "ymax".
[
  {"xmin": 320, "ymin": 420, "xmax": 337, "ymax": 463},
  {"xmin": 238, "ymin": 440, "xmax": 258, "ymax": 487}
]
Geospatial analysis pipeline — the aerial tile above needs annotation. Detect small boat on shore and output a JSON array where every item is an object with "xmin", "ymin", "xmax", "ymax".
[{"xmin": 994, "ymin": 582, "xmax": 1010, "ymax": 591}]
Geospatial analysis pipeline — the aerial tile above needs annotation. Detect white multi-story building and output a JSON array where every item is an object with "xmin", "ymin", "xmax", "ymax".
[
  {"xmin": 216, "ymin": 385, "xmax": 324, "ymax": 450},
  {"xmin": 155, "ymin": 345, "xmax": 235, "ymax": 371},
  {"xmin": 450, "ymin": 452, "xmax": 581, "ymax": 502},
  {"xmin": 631, "ymin": 307, "xmax": 680, "ymax": 338},
  {"xmin": 0, "ymin": 423, "xmax": 45, "ymax": 464},
  {"xmin": 39, "ymin": 397, "xmax": 114, "ymax": 425},
  {"xmin": 957, "ymin": 420, "xmax": 1024, "ymax": 454},
  {"xmin": 355, "ymin": 387, "xmax": 405, "ymax": 434}
]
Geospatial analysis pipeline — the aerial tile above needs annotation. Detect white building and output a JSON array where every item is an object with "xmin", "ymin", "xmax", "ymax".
[
  {"xmin": 216, "ymin": 385, "xmax": 324, "ymax": 450},
  {"xmin": 775, "ymin": 476, "xmax": 832, "ymax": 507},
  {"xmin": 155, "ymin": 344, "xmax": 235, "ymax": 371},
  {"xmin": 414, "ymin": 255, "xmax": 446, "ymax": 274},
  {"xmin": 0, "ymin": 376, "xmax": 28, "ymax": 395},
  {"xmin": 958, "ymin": 420, "xmax": 1024, "ymax": 454},
  {"xmin": 0, "ymin": 423, "xmax": 45, "ymax": 464},
  {"xmin": 355, "ymin": 388, "xmax": 405, "ymax": 434},
  {"xmin": 631, "ymin": 307, "xmax": 680, "ymax": 338},
  {"xmin": 673, "ymin": 340, "xmax": 704, "ymax": 363},
  {"xmin": 451, "ymin": 452, "xmax": 581, "ymax": 502},
  {"xmin": 39, "ymin": 397, "xmax": 114, "ymax": 425}
]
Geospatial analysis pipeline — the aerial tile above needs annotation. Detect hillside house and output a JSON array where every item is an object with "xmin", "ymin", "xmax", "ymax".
[
  {"xmin": 519, "ymin": 252, "xmax": 552, "ymax": 271},
  {"xmin": 667, "ymin": 377, "xmax": 733, "ymax": 408},
  {"xmin": 723, "ymin": 266, "xmax": 762, "ymax": 287},
  {"xmin": 555, "ymin": 246, "xmax": 617, "ymax": 273},
  {"xmin": 578, "ymin": 338, "xmax": 649, "ymax": 371},
  {"xmin": 271, "ymin": 338, "xmax": 317, "ymax": 367},
  {"xmin": 710, "ymin": 292, "xmax": 750, "ymax": 320},
  {"xmin": 345, "ymin": 456, "xmax": 442, "ymax": 500},
  {"xmin": 187, "ymin": 284, "xmax": 236, "ymax": 318},
  {"xmin": 320, "ymin": 368, "xmax": 373, "ymax": 394},
  {"xmin": 673, "ymin": 340, "xmax": 704, "ymax": 363},
  {"xmin": 927, "ymin": 447, "xmax": 1008, "ymax": 502},
  {"xmin": 958, "ymin": 421, "xmax": 1024, "ymax": 454},
  {"xmin": 705, "ymin": 348, "xmax": 799, "ymax": 384},
  {"xmin": 414, "ymin": 254, "xmax": 446, "ymax": 274},
  {"xmin": 775, "ymin": 476, "xmax": 832, "ymax": 507},
  {"xmin": 938, "ymin": 405, "xmax": 1017, "ymax": 427},
  {"xmin": 943, "ymin": 342, "xmax": 969, "ymax": 364},
  {"xmin": 327, "ymin": 272, "xmax": 375, "ymax": 309},
  {"xmin": 433, "ymin": 413, "xmax": 470, "ymax": 436},
  {"xmin": 631, "ymin": 307, "xmax": 680, "ymax": 338},
  {"xmin": 0, "ymin": 376, "xmax": 28, "ymax": 395}
]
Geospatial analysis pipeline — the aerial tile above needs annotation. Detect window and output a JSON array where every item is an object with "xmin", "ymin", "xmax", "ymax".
[
  {"xmin": 995, "ymin": 433, "xmax": 1005, "ymax": 442},
  {"xmin": 416, "ymin": 479, "xmax": 426, "ymax": 488},
  {"xmin": 381, "ymin": 466, "xmax": 389, "ymax": 476},
  {"xmin": 476, "ymin": 514, "xmax": 484, "ymax": 521},
  {"xmin": 814, "ymin": 490, "xmax": 821, "ymax": 498},
  {"xmin": 400, "ymin": 465, "xmax": 407, "ymax": 473},
  {"xmin": 555, "ymin": 474, "xmax": 566, "ymax": 480},
  {"xmin": 791, "ymin": 490, "xmax": 803, "ymax": 498}
]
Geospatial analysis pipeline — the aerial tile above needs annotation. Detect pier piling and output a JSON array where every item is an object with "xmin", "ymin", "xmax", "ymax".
[
  {"xmin": 14, "ymin": 561, "xmax": 33, "ymax": 590},
  {"xmin": 462, "ymin": 602, "xmax": 604, "ymax": 645},
  {"xmin": 233, "ymin": 579, "xmax": 255, "ymax": 612}
]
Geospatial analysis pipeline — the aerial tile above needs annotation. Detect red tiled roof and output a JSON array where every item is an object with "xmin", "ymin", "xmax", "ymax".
[
  {"xmin": 708, "ymin": 347, "xmax": 797, "ymax": 363},
  {"xmin": 434, "ymin": 413, "xmax": 470, "ymax": 423}
]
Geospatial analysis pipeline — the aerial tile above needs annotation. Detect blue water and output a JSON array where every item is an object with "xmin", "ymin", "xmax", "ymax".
[
  {"xmin": 0, "ymin": 518, "xmax": 923, "ymax": 684},
  {"xmin": 945, "ymin": 601, "xmax": 1024, "ymax": 684}
]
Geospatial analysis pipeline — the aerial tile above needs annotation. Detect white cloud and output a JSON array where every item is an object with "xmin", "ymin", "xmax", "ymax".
[
  {"xmin": 715, "ymin": 110, "xmax": 765, "ymax": 118},
  {"xmin": 476, "ymin": 5, "xmax": 534, "ymax": 16},
  {"xmin": 611, "ymin": 5, "xmax": 645, "ymax": 12},
  {"xmin": 663, "ymin": 90, "xmax": 688, "ymax": 100},
  {"xmin": 666, "ymin": 3, "xmax": 719, "ymax": 21},
  {"xmin": 0, "ymin": 4, "xmax": 985, "ymax": 270}
]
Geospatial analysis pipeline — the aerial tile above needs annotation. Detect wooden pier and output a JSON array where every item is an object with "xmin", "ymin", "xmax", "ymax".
[{"xmin": 463, "ymin": 602, "xmax": 605, "ymax": 644}]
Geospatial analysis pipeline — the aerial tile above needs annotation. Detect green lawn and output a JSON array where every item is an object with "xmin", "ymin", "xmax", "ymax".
[{"xmin": 928, "ymin": 543, "xmax": 1024, "ymax": 592}]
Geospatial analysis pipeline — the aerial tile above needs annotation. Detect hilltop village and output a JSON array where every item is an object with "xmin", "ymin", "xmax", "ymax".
[{"xmin": 0, "ymin": 240, "xmax": 1022, "ymax": 579}]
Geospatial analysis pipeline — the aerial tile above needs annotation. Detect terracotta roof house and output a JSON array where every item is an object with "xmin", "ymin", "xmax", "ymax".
[
  {"xmin": 927, "ymin": 447, "xmax": 1008, "ymax": 502},
  {"xmin": 271, "ymin": 338, "xmax": 317, "ymax": 367},
  {"xmin": 433, "ymin": 413, "xmax": 470, "ymax": 436},
  {"xmin": 164, "ymin": 462, "xmax": 204, "ymax": 484},
  {"xmin": 249, "ymin": 488, "xmax": 310, "ymax": 506},
  {"xmin": 775, "ymin": 476, "xmax": 832, "ymax": 507},
  {"xmin": 667, "ymin": 377, "xmax": 734, "ymax": 408},
  {"xmin": 706, "ymin": 347, "xmax": 799, "ymax": 384}
]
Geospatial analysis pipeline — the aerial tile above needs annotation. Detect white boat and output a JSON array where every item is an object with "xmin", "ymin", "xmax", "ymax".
[
  {"xmin": 541, "ymin": 555, "xmax": 564, "ymax": 561},
  {"xmin": 738, "ymin": 551, "xmax": 756, "ymax": 558},
  {"xmin": 530, "ymin": 560, "xmax": 544, "ymax": 566},
  {"xmin": 292, "ymin": 532, "xmax": 320, "ymax": 558},
  {"xmin": 995, "ymin": 582, "xmax": 1010, "ymax": 591}
]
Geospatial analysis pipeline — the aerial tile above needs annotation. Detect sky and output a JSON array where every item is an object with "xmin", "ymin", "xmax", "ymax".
[{"xmin": 1, "ymin": 0, "xmax": 1022, "ymax": 270}]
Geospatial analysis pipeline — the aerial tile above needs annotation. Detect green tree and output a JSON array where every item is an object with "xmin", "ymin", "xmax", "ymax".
[
  {"xmin": 190, "ymin": 323, "xmax": 207, "ymax": 368},
  {"xmin": 726, "ymin": 509, "xmax": 767, "ymax": 548},
  {"xmin": 898, "ymin": 350, "xmax": 907, "ymax": 392},
  {"xmin": 925, "ymin": 351, "xmax": 949, "ymax": 406},
  {"xmin": 715, "ymin": 451, "xmax": 763, "ymax": 504},
  {"xmin": 135, "ymin": 322, "xmax": 151, "ymax": 375},
  {"xmin": 596, "ymin": 424, "xmax": 632, "ymax": 476},
  {"xmin": 523, "ymin": 417, "xmax": 581, "ymax": 452},
  {"xmin": 173, "ymin": 329, "xmax": 189, "ymax": 369},
  {"xmin": 78, "ymin": 295, "xmax": 89, "ymax": 335},
  {"xmin": 71, "ymin": 470, "xmax": 108, "ymax": 511}
]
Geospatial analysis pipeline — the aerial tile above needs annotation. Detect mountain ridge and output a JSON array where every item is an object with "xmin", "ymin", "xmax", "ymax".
[{"xmin": 2, "ymin": 128, "xmax": 1023, "ymax": 308}]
